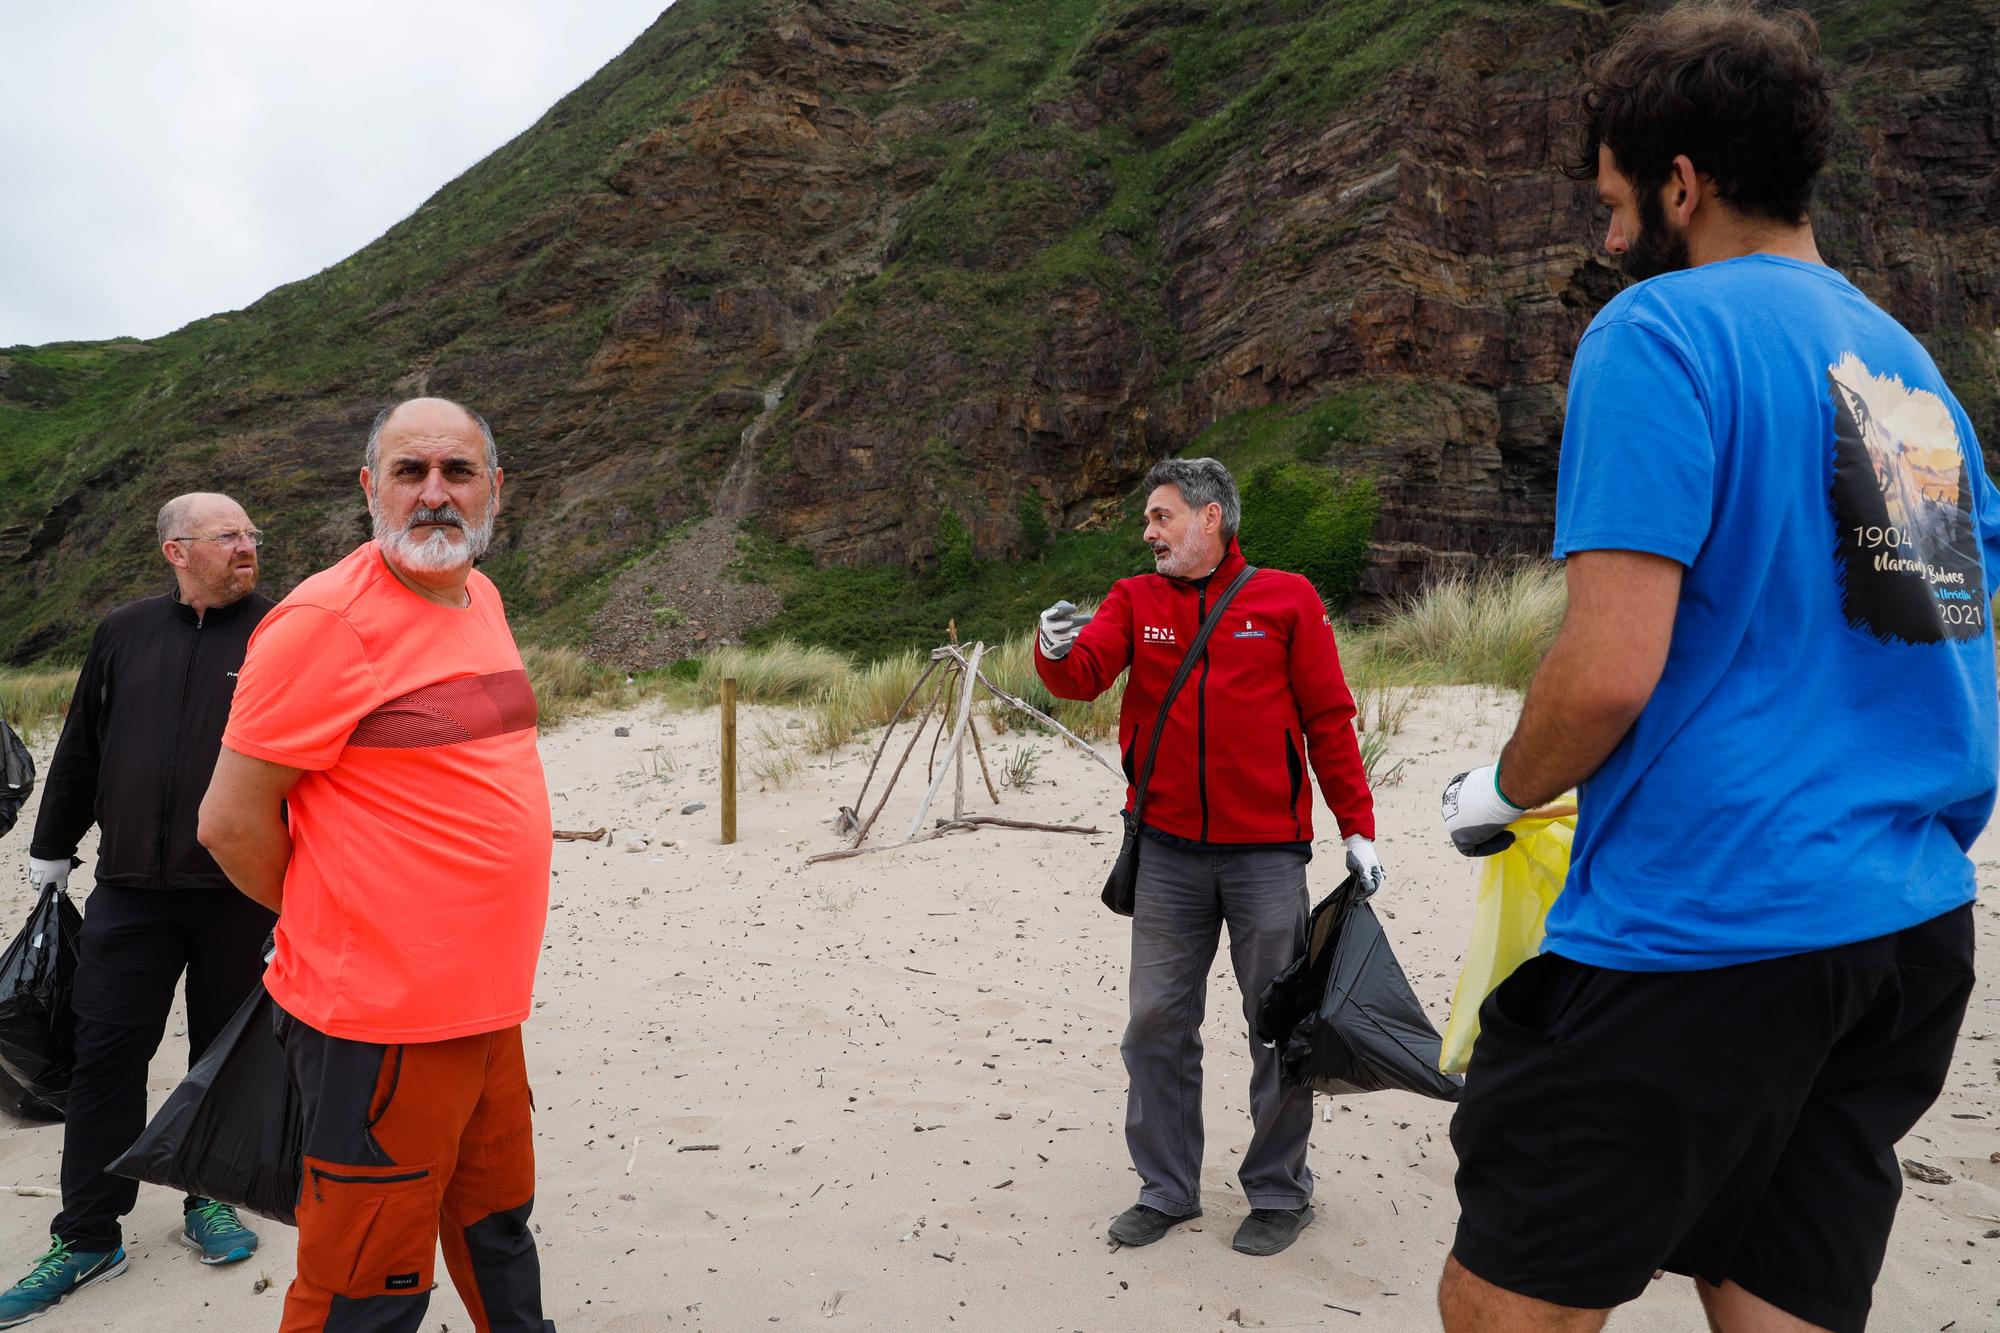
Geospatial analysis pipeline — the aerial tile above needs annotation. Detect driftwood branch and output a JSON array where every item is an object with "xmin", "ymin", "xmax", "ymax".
[
  {"xmin": 810, "ymin": 637, "xmax": 1123, "ymax": 865},
  {"xmin": 806, "ymin": 825, "xmax": 963, "ymax": 864},
  {"xmin": 905, "ymin": 643, "xmax": 986, "ymax": 842},
  {"xmin": 847, "ymin": 655, "xmax": 942, "ymax": 819},
  {"xmin": 805, "ymin": 814, "xmax": 1103, "ymax": 866},
  {"xmin": 967, "ymin": 714, "xmax": 1001, "ymax": 805},
  {"xmin": 849, "ymin": 668, "xmax": 951, "ymax": 849},
  {"xmin": 965, "ymin": 663, "xmax": 1121, "ymax": 779},
  {"xmin": 927, "ymin": 661, "xmax": 959, "ymax": 783},
  {"xmin": 947, "ymin": 815, "xmax": 1102, "ymax": 836}
]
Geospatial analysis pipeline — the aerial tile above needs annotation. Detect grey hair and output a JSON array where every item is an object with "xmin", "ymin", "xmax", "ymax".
[
  {"xmin": 1143, "ymin": 456, "xmax": 1240, "ymax": 538},
  {"xmin": 364, "ymin": 398, "xmax": 499, "ymax": 474},
  {"xmin": 157, "ymin": 491, "xmax": 238, "ymax": 545}
]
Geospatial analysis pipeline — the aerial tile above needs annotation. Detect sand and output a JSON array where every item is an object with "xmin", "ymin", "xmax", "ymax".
[{"xmin": 0, "ymin": 685, "xmax": 1994, "ymax": 1331}]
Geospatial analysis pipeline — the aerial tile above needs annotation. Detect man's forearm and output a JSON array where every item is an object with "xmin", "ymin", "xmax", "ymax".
[
  {"xmin": 1488, "ymin": 550, "xmax": 1681, "ymax": 810},
  {"xmin": 201, "ymin": 817, "xmax": 290, "ymax": 912},
  {"xmin": 1495, "ymin": 632, "xmax": 1646, "ymax": 809},
  {"xmin": 199, "ymin": 748, "xmax": 303, "ymax": 913}
]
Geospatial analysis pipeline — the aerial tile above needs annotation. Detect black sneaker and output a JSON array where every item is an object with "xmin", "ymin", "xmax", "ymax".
[
  {"xmin": 1231, "ymin": 1204, "xmax": 1314, "ymax": 1255},
  {"xmin": 1107, "ymin": 1204, "xmax": 1201, "ymax": 1246}
]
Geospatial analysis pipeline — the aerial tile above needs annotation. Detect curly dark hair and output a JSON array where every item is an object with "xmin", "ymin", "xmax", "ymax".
[{"xmin": 1562, "ymin": 2, "xmax": 1833, "ymax": 224}]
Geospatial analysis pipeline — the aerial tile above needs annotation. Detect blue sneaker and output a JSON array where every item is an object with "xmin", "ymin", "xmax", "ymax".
[
  {"xmin": 177, "ymin": 1199, "xmax": 258, "ymax": 1265},
  {"xmin": 0, "ymin": 1235, "xmax": 127, "ymax": 1327}
]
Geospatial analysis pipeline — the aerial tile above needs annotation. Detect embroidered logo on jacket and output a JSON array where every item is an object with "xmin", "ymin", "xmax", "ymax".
[{"xmin": 1141, "ymin": 625, "xmax": 1178, "ymax": 645}]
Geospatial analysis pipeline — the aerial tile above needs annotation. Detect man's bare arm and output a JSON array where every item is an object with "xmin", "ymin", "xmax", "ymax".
[
  {"xmin": 1495, "ymin": 550, "xmax": 1683, "ymax": 808},
  {"xmin": 198, "ymin": 747, "xmax": 302, "ymax": 913}
]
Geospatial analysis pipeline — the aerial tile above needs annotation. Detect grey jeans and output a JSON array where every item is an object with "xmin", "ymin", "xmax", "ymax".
[{"xmin": 1122, "ymin": 838, "xmax": 1314, "ymax": 1216}]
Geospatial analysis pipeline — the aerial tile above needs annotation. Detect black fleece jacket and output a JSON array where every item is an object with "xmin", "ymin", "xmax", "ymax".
[{"xmin": 29, "ymin": 589, "xmax": 273, "ymax": 890}]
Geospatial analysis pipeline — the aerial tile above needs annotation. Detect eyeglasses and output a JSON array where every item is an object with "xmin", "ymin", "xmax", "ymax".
[{"xmin": 171, "ymin": 529, "xmax": 265, "ymax": 548}]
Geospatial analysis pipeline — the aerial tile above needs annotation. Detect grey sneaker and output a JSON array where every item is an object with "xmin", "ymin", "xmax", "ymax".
[
  {"xmin": 1107, "ymin": 1204, "xmax": 1201, "ymax": 1246},
  {"xmin": 1232, "ymin": 1204, "xmax": 1314, "ymax": 1255}
]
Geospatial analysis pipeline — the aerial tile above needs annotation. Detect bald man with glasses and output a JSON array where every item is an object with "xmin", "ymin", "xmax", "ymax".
[{"xmin": 0, "ymin": 493, "xmax": 277, "ymax": 1328}]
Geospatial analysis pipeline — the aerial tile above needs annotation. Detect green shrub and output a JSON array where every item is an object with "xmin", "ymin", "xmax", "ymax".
[
  {"xmin": 931, "ymin": 511, "xmax": 975, "ymax": 592},
  {"xmin": 1237, "ymin": 463, "xmax": 1379, "ymax": 610},
  {"xmin": 1016, "ymin": 494, "xmax": 1051, "ymax": 558}
]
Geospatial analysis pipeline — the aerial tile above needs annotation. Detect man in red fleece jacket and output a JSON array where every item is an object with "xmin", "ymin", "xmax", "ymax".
[{"xmin": 1036, "ymin": 456, "xmax": 1380, "ymax": 1258}]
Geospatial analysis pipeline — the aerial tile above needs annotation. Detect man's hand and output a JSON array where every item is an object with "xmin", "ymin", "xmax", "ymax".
[
  {"xmin": 1343, "ymin": 835, "xmax": 1385, "ymax": 896},
  {"xmin": 1037, "ymin": 600, "xmax": 1090, "ymax": 659},
  {"xmin": 26, "ymin": 857, "xmax": 69, "ymax": 894},
  {"xmin": 1441, "ymin": 764, "xmax": 1525, "ymax": 857}
]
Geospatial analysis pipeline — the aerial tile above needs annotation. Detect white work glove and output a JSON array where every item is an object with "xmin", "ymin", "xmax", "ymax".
[
  {"xmin": 1441, "ymin": 763, "xmax": 1526, "ymax": 857},
  {"xmin": 27, "ymin": 857, "xmax": 70, "ymax": 895},
  {"xmin": 1343, "ymin": 835, "xmax": 1385, "ymax": 897},
  {"xmin": 1037, "ymin": 600, "xmax": 1090, "ymax": 660}
]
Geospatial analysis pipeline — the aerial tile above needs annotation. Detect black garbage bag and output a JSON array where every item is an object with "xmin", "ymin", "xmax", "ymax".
[
  {"xmin": 0, "ymin": 720, "xmax": 31, "ymax": 839},
  {"xmin": 1255, "ymin": 874, "xmax": 1462, "ymax": 1102},
  {"xmin": 0, "ymin": 1066, "xmax": 63, "ymax": 1122},
  {"xmin": 0, "ymin": 882, "xmax": 82, "ymax": 1114},
  {"xmin": 109, "ymin": 980, "xmax": 303, "ymax": 1225}
]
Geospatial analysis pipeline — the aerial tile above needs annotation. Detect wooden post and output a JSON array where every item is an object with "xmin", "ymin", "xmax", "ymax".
[{"xmin": 720, "ymin": 677, "xmax": 738, "ymax": 845}]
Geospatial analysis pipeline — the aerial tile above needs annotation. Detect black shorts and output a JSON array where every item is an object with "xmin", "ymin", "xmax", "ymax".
[{"xmin": 1449, "ymin": 904, "xmax": 1974, "ymax": 1333}]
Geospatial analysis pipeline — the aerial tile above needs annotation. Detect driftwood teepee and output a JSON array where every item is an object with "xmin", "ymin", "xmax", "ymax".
[{"xmin": 806, "ymin": 635, "xmax": 1121, "ymax": 866}]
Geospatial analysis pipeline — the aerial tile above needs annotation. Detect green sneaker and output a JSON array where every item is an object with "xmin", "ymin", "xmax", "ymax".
[
  {"xmin": 0, "ymin": 1235, "xmax": 127, "ymax": 1327},
  {"xmin": 178, "ymin": 1199, "xmax": 259, "ymax": 1265}
]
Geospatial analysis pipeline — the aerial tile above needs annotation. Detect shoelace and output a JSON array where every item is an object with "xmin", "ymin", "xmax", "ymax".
[
  {"xmin": 191, "ymin": 1201, "xmax": 247, "ymax": 1237},
  {"xmin": 17, "ymin": 1239, "xmax": 73, "ymax": 1291}
]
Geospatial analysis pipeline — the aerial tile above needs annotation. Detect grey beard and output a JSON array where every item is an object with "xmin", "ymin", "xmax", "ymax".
[
  {"xmin": 1152, "ymin": 540, "xmax": 1200, "ymax": 578},
  {"xmin": 374, "ymin": 504, "xmax": 494, "ymax": 573}
]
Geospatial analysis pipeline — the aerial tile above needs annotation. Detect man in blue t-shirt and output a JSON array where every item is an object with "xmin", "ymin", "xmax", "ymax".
[{"xmin": 1436, "ymin": 8, "xmax": 1988, "ymax": 1332}]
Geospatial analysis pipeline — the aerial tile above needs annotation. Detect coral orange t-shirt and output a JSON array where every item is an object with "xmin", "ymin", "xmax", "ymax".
[{"xmin": 223, "ymin": 543, "xmax": 553, "ymax": 1042}]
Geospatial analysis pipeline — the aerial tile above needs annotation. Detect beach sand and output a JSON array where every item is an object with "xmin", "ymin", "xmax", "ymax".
[{"xmin": 0, "ymin": 685, "xmax": 1994, "ymax": 1331}]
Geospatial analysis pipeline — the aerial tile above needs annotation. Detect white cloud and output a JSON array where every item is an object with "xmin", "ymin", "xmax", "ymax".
[{"xmin": 0, "ymin": 0, "xmax": 672, "ymax": 346}]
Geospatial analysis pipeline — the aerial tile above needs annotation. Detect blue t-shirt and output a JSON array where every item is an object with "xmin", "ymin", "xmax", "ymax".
[{"xmin": 1545, "ymin": 254, "xmax": 2000, "ymax": 971}]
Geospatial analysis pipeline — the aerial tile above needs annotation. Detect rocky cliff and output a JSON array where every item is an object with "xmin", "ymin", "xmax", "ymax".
[{"xmin": 2, "ymin": 0, "xmax": 1995, "ymax": 662}]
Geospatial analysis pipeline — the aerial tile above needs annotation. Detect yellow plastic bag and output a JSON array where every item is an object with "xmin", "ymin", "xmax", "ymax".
[{"xmin": 1438, "ymin": 813, "xmax": 1576, "ymax": 1075}]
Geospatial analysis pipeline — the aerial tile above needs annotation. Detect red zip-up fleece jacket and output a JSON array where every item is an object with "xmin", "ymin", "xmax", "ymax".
[{"xmin": 1036, "ymin": 538, "xmax": 1375, "ymax": 845}]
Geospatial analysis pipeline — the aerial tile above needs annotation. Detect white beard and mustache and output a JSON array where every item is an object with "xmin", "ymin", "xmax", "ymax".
[
  {"xmin": 374, "ymin": 500, "xmax": 495, "ymax": 573},
  {"xmin": 1150, "ymin": 533, "xmax": 1204, "ymax": 578}
]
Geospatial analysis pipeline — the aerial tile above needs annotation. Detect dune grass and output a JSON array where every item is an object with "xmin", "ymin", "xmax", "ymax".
[
  {"xmin": 518, "ymin": 644, "xmax": 652, "ymax": 726},
  {"xmin": 693, "ymin": 639, "xmax": 855, "ymax": 705},
  {"xmin": 0, "ymin": 668, "xmax": 78, "ymax": 738},
  {"xmin": 1351, "ymin": 563, "xmax": 1565, "ymax": 692}
]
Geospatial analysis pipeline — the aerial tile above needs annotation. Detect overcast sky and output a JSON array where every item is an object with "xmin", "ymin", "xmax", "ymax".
[{"xmin": 1, "ymin": 0, "xmax": 673, "ymax": 348}]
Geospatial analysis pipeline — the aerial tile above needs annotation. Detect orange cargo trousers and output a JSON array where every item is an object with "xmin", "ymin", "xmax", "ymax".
[{"xmin": 276, "ymin": 1009, "xmax": 554, "ymax": 1332}]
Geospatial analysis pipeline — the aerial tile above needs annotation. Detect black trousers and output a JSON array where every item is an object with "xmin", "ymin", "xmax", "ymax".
[{"xmin": 51, "ymin": 884, "xmax": 276, "ymax": 1251}]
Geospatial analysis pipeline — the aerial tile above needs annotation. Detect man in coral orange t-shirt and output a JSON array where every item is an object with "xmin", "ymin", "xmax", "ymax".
[{"xmin": 200, "ymin": 397, "xmax": 555, "ymax": 1333}]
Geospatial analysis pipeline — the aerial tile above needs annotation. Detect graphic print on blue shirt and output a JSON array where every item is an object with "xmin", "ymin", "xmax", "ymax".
[{"xmin": 1829, "ymin": 353, "xmax": 1987, "ymax": 643}]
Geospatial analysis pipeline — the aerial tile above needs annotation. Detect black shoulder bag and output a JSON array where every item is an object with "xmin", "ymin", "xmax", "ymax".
[{"xmin": 1101, "ymin": 563, "xmax": 1258, "ymax": 916}]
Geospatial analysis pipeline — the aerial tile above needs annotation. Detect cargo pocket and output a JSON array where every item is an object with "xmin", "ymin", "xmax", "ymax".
[{"xmin": 297, "ymin": 1155, "xmax": 439, "ymax": 1299}]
